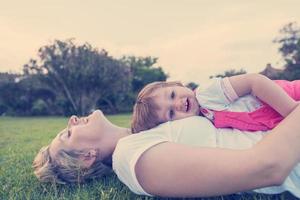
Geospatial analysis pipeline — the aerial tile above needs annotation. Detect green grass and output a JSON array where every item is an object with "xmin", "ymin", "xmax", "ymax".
[{"xmin": 0, "ymin": 116, "xmax": 296, "ymax": 200}]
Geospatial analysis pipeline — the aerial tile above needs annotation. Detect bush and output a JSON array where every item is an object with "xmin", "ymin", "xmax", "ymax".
[
  {"xmin": 0, "ymin": 103, "xmax": 8, "ymax": 116},
  {"xmin": 31, "ymin": 99, "xmax": 48, "ymax": 116}
]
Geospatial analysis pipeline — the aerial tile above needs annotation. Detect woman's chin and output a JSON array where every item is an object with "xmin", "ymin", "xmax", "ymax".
[
  {"xmin": 91, "ymin": 109, "xmax": 106, "ymax": 120},
  {"xmin": 94, "ymin": 109, "xmax": 103, "ymax": 115}
]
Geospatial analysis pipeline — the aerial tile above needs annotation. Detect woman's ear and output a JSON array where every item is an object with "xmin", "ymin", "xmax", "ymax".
[{"xmin": 80, "ymin": 149, "xmax": 97, "ymax": 169}]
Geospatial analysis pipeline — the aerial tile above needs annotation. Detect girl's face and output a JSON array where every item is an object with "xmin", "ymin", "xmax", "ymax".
[
  {"xmin": 49, "ymin": 110, "xmax": 107, "ymax": 159},
  {"xmin": 152, "ymin": 85, "xmax": 200, "ymax": 122}
]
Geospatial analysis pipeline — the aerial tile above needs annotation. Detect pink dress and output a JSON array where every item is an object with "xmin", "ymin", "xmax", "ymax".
[{"xmin": 196, "ymin": 79, "xmax": 300, "ymax": 131}]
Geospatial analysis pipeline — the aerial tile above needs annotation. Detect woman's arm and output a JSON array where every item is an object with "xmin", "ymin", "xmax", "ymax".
[
  {"xmin": 135, "ymin": 104, "xmax": 300, "ymax": 197},
  {"xmin": 228, "ymin": 73, "xmax": 297, "ymax": 117}
]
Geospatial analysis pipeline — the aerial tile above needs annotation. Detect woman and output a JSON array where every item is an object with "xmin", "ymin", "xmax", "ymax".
[{"xmin": 33, "ymin": 106, "xmax": 300, "ymax": 198}]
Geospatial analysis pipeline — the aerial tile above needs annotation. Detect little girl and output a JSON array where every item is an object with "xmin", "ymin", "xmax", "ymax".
[{"xmin": 131, "ymin": 73, "xmax": 299, "ymax": 133}]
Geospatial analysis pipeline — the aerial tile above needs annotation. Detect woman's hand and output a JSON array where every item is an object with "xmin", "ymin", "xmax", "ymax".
[{"xmin": 135, "ymin": 104, "xmax": 300, "ymax": 197}]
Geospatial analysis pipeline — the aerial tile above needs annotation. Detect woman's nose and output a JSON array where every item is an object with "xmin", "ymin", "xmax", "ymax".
[{"xmin": 68, "ymin": 115, "xmax": 79, "ymax": 126}]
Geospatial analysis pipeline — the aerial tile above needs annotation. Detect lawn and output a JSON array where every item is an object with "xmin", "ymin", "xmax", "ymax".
[{"xmin": 0, "ymin": 116, "xmax": 296, "ymax": 200}]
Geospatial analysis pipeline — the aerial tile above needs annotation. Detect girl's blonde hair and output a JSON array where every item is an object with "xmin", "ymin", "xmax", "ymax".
[
  {"xmin": 32, "ymin": 135, "xmax": 112, "ymax": 184},
  {"xmin": 131, "ymin": 81, "xmax": 183, "ymax": 133}
]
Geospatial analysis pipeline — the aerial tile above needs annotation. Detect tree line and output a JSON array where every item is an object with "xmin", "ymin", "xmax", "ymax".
[
  {"xmin": 0, "ymin": 40, "xmax": 167, "ymax": 116},
  {"xmin": 0, "ymin": 22, "xmax": 299, "ymax": 116}
]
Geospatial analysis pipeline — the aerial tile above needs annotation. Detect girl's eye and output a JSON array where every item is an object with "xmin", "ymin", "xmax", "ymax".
[
  {"xmin": 169, "ymin": 109, "xmax": 174, "ymax": 120},
  {"xmin": 171, "ymin": 91, "xmax": 175, "ymax": 99}
]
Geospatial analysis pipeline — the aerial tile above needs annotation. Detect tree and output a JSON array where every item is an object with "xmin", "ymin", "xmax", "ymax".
[
  {"xmin": 120, "ymin": 56, "xmax": 168, "ymax": 93},
  {"xmin": 24, "ymin": 39, "xmax": 132, "ymax": 115},
  {"xmin": 117, "ymin": 56, "xmax": 168, "ymax": 111},
  {"xmin": 259, "ymin": 63, "xmax": 284, "ymax": 80},
  {"xmin": 209, "ymin": 68, "xmax": 247, "ymax": 79},
  {"xmin": 0, "ymin": 72, "xmax": 58, "ymax": 116},
  {"xmin": 274, "ymin": 22, "xmax": 300, "ymax": 80}
]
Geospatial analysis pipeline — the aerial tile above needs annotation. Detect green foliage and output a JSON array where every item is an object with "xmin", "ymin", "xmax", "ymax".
[
  {"xmin": 31, "ymin": 99, "xmax": 48, "ymax": 115},
  {"xmin": 120, "ymin": 56, "xmax": 168, "ymax": 93},
  {"xmin": 0, "ymin": 74, "xmax": 32, "ymax": 115},
  {"xmin": 209, "ymin": 68, "xmax": 247, "ymax": 79},
  {"xmin": 274, "ymin": 22, "xmax": 300, "ymax": 80},
  {"xmin": 0, "ymin": 39, "xmax": 169, "ymax": 116},
  {"xmin": 23, "ymin": 39, "xmax": 132, "ymax": 115},
  {"xmin": 118, "ymin": 56, "xmax": 168, "ymax": 113},
  {"xmin": 0, "ymin": 116, "xmax": 295, "ymax": 199},
  {"xmin": 0, "ymin": 72, "xmax": 57, "ymax": 116}
]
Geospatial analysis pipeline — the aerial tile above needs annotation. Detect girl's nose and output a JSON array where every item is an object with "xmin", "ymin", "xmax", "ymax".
[{"xmin": 174, "ymin": 98, "xmax": 184, "ymax": 111}]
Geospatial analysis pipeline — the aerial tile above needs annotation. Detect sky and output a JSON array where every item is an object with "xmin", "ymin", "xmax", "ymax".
[{"xmin": 1, "ymin": 0, "xmax": 300, "ymax": 84}]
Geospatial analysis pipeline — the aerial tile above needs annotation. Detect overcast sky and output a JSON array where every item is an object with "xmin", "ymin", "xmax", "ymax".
[{"xmin": 1, "ymin": 0, "xmax": 300, "ymax": 84}]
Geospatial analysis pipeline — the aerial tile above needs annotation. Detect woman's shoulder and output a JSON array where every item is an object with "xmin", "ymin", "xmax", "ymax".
[
  {"xmin": 113, "ymin": 116, "xmax": 216, "ymax": 170},
  {"xmin": 112, "ymin": 124, "xmax": 171, "ymax": 195},
  {"xmin": 112, "ymin": 117, "xmax": 217, "ymax": 195},
  {"xmin": 114, "ymin": 127, "xmax": 168, "ymax": 157}
]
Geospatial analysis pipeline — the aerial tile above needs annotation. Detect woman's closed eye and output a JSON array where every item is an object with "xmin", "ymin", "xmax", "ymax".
[
  {"xmin": 67, "ymin": 129, "xmax": 72, "ymax": 138},
  {"xmin": 59, "ymin": 129, "xmax": 71, "ymax": 140},
  {"xmin": 170, "ymin": 91, "xmax": 175, "ymax": 99}
]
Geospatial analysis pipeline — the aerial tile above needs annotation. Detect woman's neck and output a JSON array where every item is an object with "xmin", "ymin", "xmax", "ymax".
[
  {"xmin": 112, "ymin": 125, "xmax": 131, "ymax": 139},
  {"xmin": 103, "ymin": 118, "xmax": 130, "ymax": 137},
  {"xmin": 99, "ymin": 120, "xmax": 131, "ymax": 158}
]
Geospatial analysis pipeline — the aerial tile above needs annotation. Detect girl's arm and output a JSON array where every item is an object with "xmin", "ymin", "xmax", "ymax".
[
  {"xmin": 228, "ymin": 73, "xmax": 297, "ymax": 117},
  {"xmin": 135, "ymin": 104, "xmax": 300, "ymax": 197}
]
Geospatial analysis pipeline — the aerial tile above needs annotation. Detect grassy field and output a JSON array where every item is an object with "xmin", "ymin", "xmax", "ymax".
[{"xmin": 0, "ymin": 116, "xmax": 297, "ymax": 200}]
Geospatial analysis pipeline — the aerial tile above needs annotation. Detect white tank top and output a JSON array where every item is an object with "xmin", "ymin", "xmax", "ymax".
[{"xmin": 113, "ymin": 117, "xmax": 300, "ymax": 197}]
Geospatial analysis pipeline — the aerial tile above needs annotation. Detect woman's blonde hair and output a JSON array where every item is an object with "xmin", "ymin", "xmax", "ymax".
[
  {"xmin": 131, "ymin": 81, "xmax": 183, "ymax": 133},
  {"xmin": 32, "ymin": 137, "xmax": 112, "ymax": 184}
]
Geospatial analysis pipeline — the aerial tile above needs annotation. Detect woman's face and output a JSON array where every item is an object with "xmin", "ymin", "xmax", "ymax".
[{"xmin": 49, "ymin": 110, "xmax": 106, "ymax": 158}]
